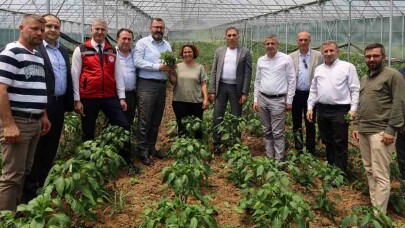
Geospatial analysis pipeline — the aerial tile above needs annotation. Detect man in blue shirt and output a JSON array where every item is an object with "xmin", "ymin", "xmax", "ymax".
[
  {"xmin": 22, "ymin": 13, "xmax": 74, "ymax": 202},
  {"xmin": 134, "ymin": 18, "xmax": 172, "ymax": 166}
]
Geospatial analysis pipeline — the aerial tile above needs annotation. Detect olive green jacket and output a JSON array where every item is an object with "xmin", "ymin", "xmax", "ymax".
[{"xmin": 353, "ymin": 66, "xmax": 405, "ymax": 135}]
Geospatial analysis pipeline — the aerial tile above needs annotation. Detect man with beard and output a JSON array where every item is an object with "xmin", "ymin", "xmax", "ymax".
[
  {"xmin": 352, "ymin": 43, "xmax": 405, "ymax": 214},
  {"xmin": 0, "ymin": 14, "xmax": 51, "ymax": 211},
  {"xmin": 23, "ymin": 14, "xmax": 74, "ymax": 202},
  {"xmin": 208, "ymin": 27, "xmax": 252, "ymax": 155},
  {"xmin": 134, "ymin": 18, "xmax": 172, "ymax": 166},
  {"xmin": 253, "ymin": 34, "xmax": 296, "ymax": 161},
  {"xmin": 307, "ymin": 40, "xmax": 360, "ymax": 175}
]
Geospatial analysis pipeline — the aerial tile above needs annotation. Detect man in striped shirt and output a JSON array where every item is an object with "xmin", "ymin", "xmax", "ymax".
[{"xmin": 0, "ymin": 14, "xmax": 51, "ymax": 211}]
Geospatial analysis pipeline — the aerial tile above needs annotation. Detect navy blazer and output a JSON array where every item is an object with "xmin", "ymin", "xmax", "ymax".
[{"xmin": 36, "ymin": 43, "xmax": 74, "ymax": 112}]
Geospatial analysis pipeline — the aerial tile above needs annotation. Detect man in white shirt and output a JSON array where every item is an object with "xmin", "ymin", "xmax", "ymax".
[
  {"xmin": 307, "ymin": 40, "xmax": 360, "ymax": 175},
  {"xmin": 253, "ymin": 34, "xmax": 296, "ymax": 161},
  {"xmin": 208, "ymin": 27, "xmax": 252, "ymax": 154}
]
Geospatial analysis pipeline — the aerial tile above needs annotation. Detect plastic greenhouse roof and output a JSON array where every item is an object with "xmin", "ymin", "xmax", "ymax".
[{"xmin": 0, "ymin": 0, "xmax": 405, "ymax": 31}]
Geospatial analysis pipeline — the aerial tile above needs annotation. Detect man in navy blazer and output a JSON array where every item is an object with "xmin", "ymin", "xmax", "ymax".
[
  {"xmin": 208, "ymin": 27, "xmax": 252, "ymax": 154},
  {"xmin": 23, "ymin": 13, "xmax": 74, "ymax": 202}
]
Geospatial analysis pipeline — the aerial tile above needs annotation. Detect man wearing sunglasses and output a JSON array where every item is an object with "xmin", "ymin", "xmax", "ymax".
[{"xmin": 289, "ymin": 31, "xmax": 323, "ymax": 155}]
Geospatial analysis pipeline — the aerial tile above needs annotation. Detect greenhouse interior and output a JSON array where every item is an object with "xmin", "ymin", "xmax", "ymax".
[{"xmin": 0, "ymin": 0, "xmax": 405, "ymax": 61}]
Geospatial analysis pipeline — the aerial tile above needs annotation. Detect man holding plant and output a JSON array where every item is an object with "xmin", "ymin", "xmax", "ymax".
[
  {"xmin": 307, "ymin": 40, "xmax": 360, "ymax": 175},
  {"xmin": 352, "ymin": 43, "xmax": 405, "ymax": 214},
  {"xmin": 134, "ymin": 18, "xmax": 172, "ymax": 166},
  {"xmin": 208, "ymin": 26, "xmax": 252, "ymax": 155}
]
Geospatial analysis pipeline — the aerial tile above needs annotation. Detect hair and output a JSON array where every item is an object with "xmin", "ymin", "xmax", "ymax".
[
  {"xmin": 116, "ymin": 28, "xmax": 134, "ymax": 39},
  {"xmin": 179, "ymin": 44, "xmax": 199, "ymax": 59},
  {"xmin": 21, "ymin": 14, "xmax": 46, "ymax": 25},
  {"xmin": 321, "ymin": 40, "xmax": 338, "ymax": 49},
  {"xmin": 92, "ymin": 18, "xmax": 107, "ymax": 28},
  {"xmin": 151, "ymin": 18, "xmax": 165, "ymax": 25},
  {"xmin": 42, "ymin": 13, "xmax": 61, "ymax": 24},
  {"xmin": 264, "ymin": 34, "xmax": 278, "ymax": 43},
  {"xmin": 297, "ymin": 31, "xmax": 311, "ymax": 39},
  {"xmin": 365, "ymin": 43, "xmax": 386, "ymax": 55},
  {"xmin": 225, "ymin": 26, "xmax": 239, "ymax": 35}
]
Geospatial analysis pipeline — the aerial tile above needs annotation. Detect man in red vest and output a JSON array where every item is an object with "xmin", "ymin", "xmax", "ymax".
[{"xmin": 71, "ymin": 18, "xmax": 138, "ymax": 173}]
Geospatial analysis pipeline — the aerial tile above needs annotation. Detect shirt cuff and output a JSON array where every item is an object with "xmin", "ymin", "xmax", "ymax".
[
  {"xmin": 385, "ymin": 125, "xmax": 397, "ymax": 136},
  {"xmin": 153, "ymin": 63, "xmax": 160, "ymax": 71}
]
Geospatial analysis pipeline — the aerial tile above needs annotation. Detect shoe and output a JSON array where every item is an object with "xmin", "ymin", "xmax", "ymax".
[
  {"xmin": 141, "ymin": 157, "xmax": 154, "ymax": 166},
  {"xmin": 151, "ymin": 149, "xmax": 165, "ymax": 159},
  {"xmin": 213, "ymin": 147, "xmax": 221, "ymax": 156},
  {"xmin": 128, "ymin": 163, "xmax": 140, "ymax": 175}
]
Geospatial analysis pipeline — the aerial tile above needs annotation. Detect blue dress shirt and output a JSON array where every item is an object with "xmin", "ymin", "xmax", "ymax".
[
  {"xmin": 296, "ymin": 49, "xmax": 311, "ymax": 91},
  {"xmin": 117, "ymin": 47, "xmax": 137, "ymax": 91},
  {"xmin": 44, "ymin": 40, "xmax": 67, "ymax": 96}
]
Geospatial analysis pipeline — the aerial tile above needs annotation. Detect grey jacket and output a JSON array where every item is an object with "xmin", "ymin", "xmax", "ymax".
[
  {"xmin": 289, "ymin": 49, "xmax": 324, "ymax": 86},
  {"xmin": 208, "ymin": 46, "xmax": 252, "ymax": 97}
]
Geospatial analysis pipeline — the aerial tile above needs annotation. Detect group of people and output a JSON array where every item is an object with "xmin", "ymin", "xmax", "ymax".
[{"xmin": 0, "ymin": 14, "xmax": 404, "ymax": 217}]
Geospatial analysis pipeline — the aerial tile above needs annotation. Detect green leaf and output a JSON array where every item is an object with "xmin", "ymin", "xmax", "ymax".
[
  {"xmin": 54, "ymin": 177, "xmax": 65, "ymax": 195},
  {"xmin": 30, "ymin": 216, "xmax": 45, "ymax": 228},
  {"xmin": 256, "ymin": 165, "xmax": 264, "ymax": 176},
  {"xmin": 189, "ymin": 217, "xmax": 198, "ymax": 228}
]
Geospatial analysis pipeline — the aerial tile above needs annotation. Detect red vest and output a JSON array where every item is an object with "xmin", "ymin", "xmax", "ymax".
[{"xmin": 79, "ymin": 40, "xmax": 117, "ymax": 98}]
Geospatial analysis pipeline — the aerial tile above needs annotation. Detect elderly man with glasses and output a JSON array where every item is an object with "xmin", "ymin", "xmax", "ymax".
[{"xmin": 289, "ymin": 31, "xmax": 324, "ymax": 155}]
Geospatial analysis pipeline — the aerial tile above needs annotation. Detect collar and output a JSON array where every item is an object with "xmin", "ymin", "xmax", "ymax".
[
  {"xmin": 116, "ymin": 46, "xmax": 133, "ymax": 57},
  {"xmin": 43, "ymin": 40, "xmax": 60, "ymax": 49},
  {"xmin": 91, "ymin": 39, "xmax": 105, "ymax": 49},
  {"xmin": 147, "ymin": 35, "xmax": 165, "ymax": 45},
  {"xmin": 325, "ymin": 58, "xmax": 339, "ymax": 67},
  {"xmin": 368, "ymin": 66, "xmax": 384, "ymax": 78},
  {"xmin": 299, "ymin": 49, "xmax": 311, "ymax": 58}
]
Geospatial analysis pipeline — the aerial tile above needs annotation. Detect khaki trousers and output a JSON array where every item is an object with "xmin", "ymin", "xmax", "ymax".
[
  {"xmin": 359, "ymin": 132, "xmax": 394, "ymax": 213},
  {"xmin": 0, "ymin": 117, "xmax": 42, "ymax": 211}
]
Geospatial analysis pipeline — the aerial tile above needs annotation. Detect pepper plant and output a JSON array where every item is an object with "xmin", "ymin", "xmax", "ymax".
[
  {"xmin": 341, "ymin": 205, "xmax": 392, "ymax": 228},
  {"xmin": 167, "ymin": 137, "xmax": 211, "ymax": 164},
  {"xmin": 215, "ymin": 113, "xmax": 246, "ymax": 148}
]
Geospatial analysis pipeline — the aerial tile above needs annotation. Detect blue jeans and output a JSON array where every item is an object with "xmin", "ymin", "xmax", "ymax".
[
  {"xmin": 136, "ymin": 78, "xmax": 166, "ymax": 158},
  {"xmin": 212, "ymin": 82, "xmax": 242, "ymax": 146}
]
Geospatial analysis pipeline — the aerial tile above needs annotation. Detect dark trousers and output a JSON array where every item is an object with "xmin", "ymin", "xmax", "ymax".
[
  {"xmin": 292, "ymin": 90, "xmax": 316, "ymax": 154},
  {"xmin": 213, "ymin": 82, "xmax": 242, "ymax": 146},
  {"xmin": 137, "ymin": 78, "xmax": 166, "ymax": 158},
  {"xmin": 317, "ymin": 104, "xmax": 350, "ymax": 174},
  {"xmin": 22, "ymin": 97, "xmax": 65, "ymax": 202},
  {"xmin": 81, "ymin": 97, "xmax": 130, "ymax": 141},
  {"xmin": 124, "ymin": 90, "xmax": 137, "ymax": 127},
  {"xmin": 172, "ymin": 101, "xmax": 203, "ymax": 139},
  {"xmin": 396, "ymin": 131, "xmax": 405, "ymax": 181}
]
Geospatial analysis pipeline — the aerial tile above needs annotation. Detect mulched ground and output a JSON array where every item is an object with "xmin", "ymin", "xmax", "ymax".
[{"xmin": 90, "ymin": 84, "xmax": 405, "ymax": 227}]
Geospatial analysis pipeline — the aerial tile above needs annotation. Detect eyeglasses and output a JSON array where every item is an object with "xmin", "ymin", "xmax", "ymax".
[
  {"xmin": 303, "ymin": 58, "xmax": 308, "ymax": 69},
  {"xmin": 365, "ymin": 54, "xmax": 382, "ymax": 59},
  {"xmin": 151, "ymin": 26, "xmax": 165, "ymax": 30}
]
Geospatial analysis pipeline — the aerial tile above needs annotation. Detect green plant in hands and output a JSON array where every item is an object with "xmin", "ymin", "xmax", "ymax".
[
  {"xmin": 141, "ymin": 197, "xmax": 217, "ymax": 228},
  {"xmin": 160, "ymin": 50, "xmax": 178, "ymax": 67},
  {"xmin": 162, "ymin": 161, "xmax": 211, "ymax": 204}
]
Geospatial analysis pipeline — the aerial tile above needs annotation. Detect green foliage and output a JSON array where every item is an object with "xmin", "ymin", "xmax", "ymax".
[
  {"xmin": 388, "ymin": 190, "xmax": 405, "ymax": 215},
  {"xmin": 58, "ymin": 113, "xmax": 81, "ymax": 159},
  {"xmin": 98, "ymin": 125, "xmax": 130, "ymax": 150},
  {"xmin": 237, "ymin": 182, "xmax": 314, "ymax": 227},
  {"xmin": 215, "ymin": 113, "xmax": 246, "ymax": 148},
  {"xmin": 141, "ymin": 197, "xmax": 217, "ymax": 228},
  {"xmin": 168, "ymin": 137, "xmax": 211, "ymax": 164},
  {"xmin": 160, "ymin": 50, "xmax": 178, "ymax": 67},
  {"xmin": 162, "ymin": 161, "xmax": 211, "ymax": 204},
  {"xmin": 104, "ymin": 188, "xmax": 131, "ymax": 217},
  {"xmin": 341, "ymin": 205, "xmax": 393, "ymax": 228},
  {"xmin": 180, "ymin": 116, "xmax": 202, "ymax": 139}
]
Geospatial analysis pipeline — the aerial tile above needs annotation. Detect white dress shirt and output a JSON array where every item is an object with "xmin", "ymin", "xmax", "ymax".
[
  {"xmin": 71, "ymin": 39, "xmax": 125, "ymax": 101},
  {"xmin": 307, "ymin": 58, "xmax": 360, "ymax": 111},
  {"xmin": 254, "ymin": 51, "xmax": 296, "ymax": 104}
]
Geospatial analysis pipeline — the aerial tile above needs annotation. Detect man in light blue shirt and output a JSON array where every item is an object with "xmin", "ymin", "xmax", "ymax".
[{"xmin": 134, "ymin": 18, "xmax": 172, "ymax": 166}]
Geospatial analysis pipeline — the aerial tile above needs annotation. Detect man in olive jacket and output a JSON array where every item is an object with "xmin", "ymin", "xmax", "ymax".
[{"xmin": 352, "ymin": 43, "xmax": 405, "ymax": 214}]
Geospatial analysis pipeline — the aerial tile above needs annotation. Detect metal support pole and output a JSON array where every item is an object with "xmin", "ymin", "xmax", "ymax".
[
  {"xmin": 102, "ymin": 0, "xmax": 105, "ymax": 19},
  {"xmin": 336, "ymin": 19, "xmax": 338, "ymax": 41},
  {"xmin": 402, "ymin": 14, "xmax": 404, "ymax": 59},
  {"xmin": 46, "ymin": 0, "xmax": 50, "ymax": 14},
  {"xmin": 125, "ymin": 3, "xmax": 128, "ymax": 28},
  {"xmin": 320, "ymin": 3, "xmax": 324, "ymax": 44},
  {"xmin": 81, "ymin": 0, "xmax": 85, "ymax": 42},
  {"xmin": 348, "ymin": 0, "xmax": 352, "ymax": 62},
  {"xmin": 388, "ymin": 0, "xmax": 393, "ymax": 66},
  {"xmin": 285, "ymin": 11, "xmax": 288, "ymax": 53},
  {"xmin": 363, "ymin": 17, "xmax": 366, "ymax": 47},
  {"xmin": 300, "ymin": 7, "xmax": 303, "ymax": 31},
  {"xmin": 380, "ymin": 16, "xmax": 383, "ymax": 43},
  {"xmin": 116, "ymin": 0, "xmax": 118, "ymax": 31},
  {"xmin": 12, "ymin": 13, "xmax": 16, "ymax": 41}
]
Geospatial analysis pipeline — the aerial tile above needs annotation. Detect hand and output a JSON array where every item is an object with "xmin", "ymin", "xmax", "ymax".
[
  {"xmin": 348, "ymin": 110, "xmax": 356, "ymax": 119},
  {"xmin": 202, "ymin": 99, "xmax": 209, "ymax": 110},
  {"xmin": 40, "ymin": 113, "xmax": 51, "ymax": 136},
  {"xmin": 286, "ymin": 103, "xmax": 292, "ymax": 111},
  {"xmin": 74, "ymin": 101, "xmax": 84, "ymax": 116},
  {"xmin": 239, "ymin": 94, "xmax": 248, "ymax": 105},
  {"xmin": 352, "ymin": 130, "xmax": 359, "ymax": 142},
  {"xmin": 306, "ymin": 110, "xmax": 313, "ymax": 122},
  {"xmin": 381, "ymin": 132, "xmax": 395, "ymax": 145},
  {"xmin": 120, "ymin": 99, "xmax": 127, "ymax": 111},
  {"xmin": 159, "ymin": 64, "xmax": 172, "ymax": 72},
  {"xmin": 3, "ymin": 122, "xmax": 20, "ymax": 144},
  {"xmin": 253, "ymin": 102, "xmax": 259, "ymax": 113},
  {"xmin": 208, "ymin": 94, "xmax": 215, "ymax": 103}
]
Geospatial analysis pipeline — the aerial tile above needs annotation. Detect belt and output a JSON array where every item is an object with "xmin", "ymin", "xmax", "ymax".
[
  {"xmin": 53, "ymin": 95, "xmax": 63, "ymax": 101},
  {"xmin": 12, "ymin": 110, "xmax": 42, "ymax": 120},
  {"xmin": 260, "ymin": 92, "xmax": 286, "ymax": 99},
  {"xmin": 139, "ymin": 77, "xmax": 166, "ymax": 84}
]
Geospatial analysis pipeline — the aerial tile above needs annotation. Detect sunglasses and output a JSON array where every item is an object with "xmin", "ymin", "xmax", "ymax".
[{"xmin": 303, "ymin": 58, "xmax": 308, "ymax": 69}]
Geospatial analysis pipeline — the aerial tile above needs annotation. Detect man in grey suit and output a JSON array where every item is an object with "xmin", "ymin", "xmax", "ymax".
[
  {"xmin": 289, "ymin": 31, "xmax": 323, "ymax": 154},
  {"xmin": 208, "ymin": 27, "xmax": 252, "ymax": 154}
]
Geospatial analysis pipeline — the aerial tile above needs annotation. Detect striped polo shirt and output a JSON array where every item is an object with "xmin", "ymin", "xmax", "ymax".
[{"xmin": 0, "ymin": 42, "xmax": 47, "ymax": 114}]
